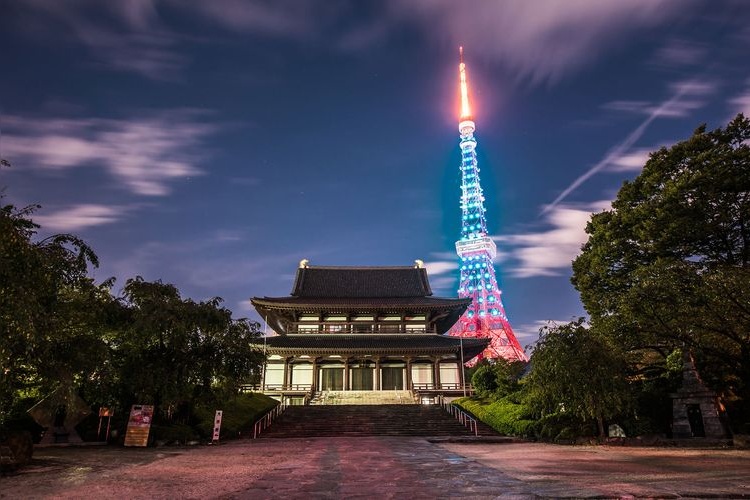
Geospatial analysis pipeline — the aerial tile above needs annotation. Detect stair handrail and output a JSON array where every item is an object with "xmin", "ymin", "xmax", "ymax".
[
  {"xmin": 438, "ymin": 396, "xmax": 478, "ymax": 436},
  {"xmin": 252, "ymin": 399, "xmax": 288, "ymax": 438}
]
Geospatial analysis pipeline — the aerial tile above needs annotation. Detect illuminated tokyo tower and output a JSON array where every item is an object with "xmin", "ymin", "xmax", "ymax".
[{"xmin": 449, "ymin": 47, "xmax": 528, "ymax": 363}]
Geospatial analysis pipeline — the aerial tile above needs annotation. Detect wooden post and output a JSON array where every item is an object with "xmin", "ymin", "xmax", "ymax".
[
  {"xmin": 311, "ymin": 357, "xmax": 318, "ymax": 392},
  {"xmin": 405, "ymin": 357, "xmax": 413, "ymax": 391},
  {"xmin": 375, "ymin": 357, "xmax": 381, "ymax": 391},
  {"xmin": 344, "ymin": 357, "xmax": 350, "ymax": 391}
]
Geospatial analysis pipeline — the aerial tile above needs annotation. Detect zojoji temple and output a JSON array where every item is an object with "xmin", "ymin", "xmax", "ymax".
[{"xmin": 250, "ymin": 260, "xmax": 489, "ymax": 403}]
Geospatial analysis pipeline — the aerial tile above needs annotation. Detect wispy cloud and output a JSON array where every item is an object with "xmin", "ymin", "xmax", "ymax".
[
  {"xmin": 650, "ymin": 38, "xmax": 707, "ymax": 68},
  {"xmin": 9, "ymin": 1, "xmax": 332, "ymax": 81},
  {"xmin": 608, "ymin": 148, "xmax": 652, "ymax": 173},
  {"xmin": 427, "ymin": 202, "xmax": 610, "ymax": 281},
  {"xmin": 185, "ymin": 0, "xmax": 326, "ymax": 37},
  {"xmin": 13, "ymin": 0, "xmax": 186, "ymax": 81},
  {"xmin": 496, "ymin": 201, "xmax": 610, "ymax": 278},
  {"xmin": 513, "ymin": 318, "xmax": 578, "ymax": 350},
  {"xmin": 544, "ymin": 79, "xmax": 712, "ymax": 213},
  {"xmin": 385, "ymin": 0, "xmax": 691, "ymax": 85},
  {"xmin": 2, "ymin": 110, "xmax": 217, "ymax": 196},
  {"xmin": 729, "ymin": 80, "xmax": 750, "ymax": 117},
  {"xmin": 32, "ymin": 203, "xmax": 127, "ymax": 231},
  {"xmin": 13, "ymin": 1, "xmax": 695, "ymax": 85}
]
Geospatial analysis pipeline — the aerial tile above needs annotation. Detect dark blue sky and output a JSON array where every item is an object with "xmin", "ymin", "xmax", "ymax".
[{"xmin": 2, "ymin": 1, "xmax": 749, "ymax": 348}]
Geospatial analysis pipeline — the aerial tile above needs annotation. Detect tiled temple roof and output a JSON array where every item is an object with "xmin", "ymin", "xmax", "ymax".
[
  {"xmin": 251, "ymin": 263, "xmax": 470, "ymax": 335},
  {"xmin": 252, "ymin": 296, "xmax": 470, "ymax": 310},
  {"xmin": 250, "ymin": 334, "xmax": 488, "ymax": 360},
  {"xmin": 291, "ymin": 266, "xmax": 432, "ymax": 298}
]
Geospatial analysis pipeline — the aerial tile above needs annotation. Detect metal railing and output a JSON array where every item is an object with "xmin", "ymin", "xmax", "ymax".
[
  {"xmin": 438, "ymin": 395, "xmax": 478, "ymax": 436},
  {"xmin": 252, "ymin": 400, "xmax": 288, "ymax": 438}
]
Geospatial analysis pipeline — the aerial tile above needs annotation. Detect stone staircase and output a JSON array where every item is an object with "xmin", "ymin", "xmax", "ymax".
[
  {"xmin": 259, "ymin": 404, "xmax": 498, "ymax": 438},
  {"xmin": 309, "ymin": 390, "xmax": 416, "ymax": 405}
]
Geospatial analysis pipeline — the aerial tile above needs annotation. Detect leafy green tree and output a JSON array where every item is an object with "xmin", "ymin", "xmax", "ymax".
[
  {"xmin": 525, "ymin": 319, "xmax": 631, "ymax": 438},
  {"xmin": 472, "ymin": 359, "xmax": 526, "ymax": 399},
  {"xmin": 572, "ymin": 114, "xmax": 750, "ymax": 424},
  {"xmin": 0, "ymin": 199, "xmax": 113, "ymax": 426},
  {"xmin": 114, "ymin": 277, "xmax": 263, "ymax": 418}
]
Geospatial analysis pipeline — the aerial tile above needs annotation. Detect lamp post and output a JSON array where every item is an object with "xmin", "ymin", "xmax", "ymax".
[
  {"xmin": 261, "ymin": 316, "xmax": 268, "ymax": 391},
  {"xmin": 460, "ymin": 336, "xmax": 467, "ymax": 397}
]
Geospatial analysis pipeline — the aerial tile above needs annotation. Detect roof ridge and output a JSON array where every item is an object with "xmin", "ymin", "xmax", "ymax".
[{"xmin": 303, "ymin": 265, "xmax": 421, "ymax": 270}]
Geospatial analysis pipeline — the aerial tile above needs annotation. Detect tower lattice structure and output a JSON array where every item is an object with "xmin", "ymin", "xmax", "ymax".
[{"xmin": 449, "ymin": 47, "xmax": 528, "ymax": 363}]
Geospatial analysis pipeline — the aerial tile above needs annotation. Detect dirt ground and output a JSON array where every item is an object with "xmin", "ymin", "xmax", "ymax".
[{"xmin": 1, "ymin": 438, "xmax": 749, "ymax": 499}]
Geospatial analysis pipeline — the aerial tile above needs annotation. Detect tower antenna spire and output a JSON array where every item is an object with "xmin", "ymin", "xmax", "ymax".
[
  {"xmin": 449, "ymin": 47, "xmax": 528, "ymax": 364},
  {"xmin": 458, "ymin": 47, "xmax": 472, "ymax": 121}
]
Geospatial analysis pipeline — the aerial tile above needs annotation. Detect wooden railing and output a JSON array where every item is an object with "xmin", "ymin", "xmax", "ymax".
[
  {"xmin": 290, "ymin": 323, "xmax": 436, "ymax": 335},
  {"xmin": 412, "ymin": 383, "xmax": 473, "ymax": 392},
  {"xmin": 241, "ymin": 384, "xmax": 312, "ymax": 392}
]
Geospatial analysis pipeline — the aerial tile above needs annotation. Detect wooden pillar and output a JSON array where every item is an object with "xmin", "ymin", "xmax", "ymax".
[
  {"xmin": 375, "ymin": 357, "xmax": 381, "ymax": 390},
  {"xmin": 344, "ymin": 357, "xmax": 350, "ymax": 391},
  {"xmin": 283, "ymin": 357, "xmax": 290, "ymax": 389},
  {"xmin": 311, "ymin": 357, "xmax": 318, "ymax": 392},
  {"xmin": 433, "ymin": 357, "xmax": 442, "ymax": 390},
  {"xmin": 458, "ymin": 360, "xmax": 465, "ymax": 388},
  {"xmin": 405, "ymin": 357, "xmax": 413, "ymax": 391}
]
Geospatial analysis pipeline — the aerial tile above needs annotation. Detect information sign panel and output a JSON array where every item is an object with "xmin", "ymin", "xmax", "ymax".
[{"xmin": 124, "ymin": 405, "xmax": 154, "ymax": 447}]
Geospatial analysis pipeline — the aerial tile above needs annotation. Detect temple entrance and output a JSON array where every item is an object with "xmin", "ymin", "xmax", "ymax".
[
  {"xmin": 320, "ymin": 367, "xmax": 344, "ymax": 391},
  {"xmin": 381, "ymin": 366, "xmax": 404, "ymax": 390},
  {"xmin": 350, "ymin": 366, "xmax": 374, "ymax": 390},
  {"xmin": 687, "ymin": 404, "xmax": 706, "ymax": 437}
]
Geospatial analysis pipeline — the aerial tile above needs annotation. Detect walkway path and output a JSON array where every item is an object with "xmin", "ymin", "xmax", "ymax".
[{"xmin": 1, "ymin": 438, "xmax": 749, "ymax": 498}]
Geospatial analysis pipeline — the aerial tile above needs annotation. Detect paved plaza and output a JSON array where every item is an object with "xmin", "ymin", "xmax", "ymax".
[{"xmin": 1, "ymin": 438, "xmax": 749, "ymax": 498}]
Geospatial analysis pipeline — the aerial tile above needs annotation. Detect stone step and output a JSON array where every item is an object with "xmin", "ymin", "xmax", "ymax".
[
  {"xmin": 260, "ymin": 404, "xmax": 498, "ymax": 438},
  {"xmin": 309, "ymin": 390, "xmax": 417, "ymax": 405}
]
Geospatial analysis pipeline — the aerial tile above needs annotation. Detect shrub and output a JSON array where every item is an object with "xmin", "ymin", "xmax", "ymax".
[
  {"xmin": 455, "ymin": 396, "xmax": 535, "ymax": 437},
  {"xmin": 151, "ymin": 423, "xmax": 197, "ymax": 443},
  {"xmin": 192, "ymin": 392, "xmax": 278, "ymax": 440}
]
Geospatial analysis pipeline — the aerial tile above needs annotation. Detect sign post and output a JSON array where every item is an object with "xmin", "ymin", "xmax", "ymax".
[
  {"xmin": 97, "ymin": 407, "xmax": 114, "ymax": 442},
  {"xmin": 212, "ymin": 410, "xmax": 223, "ymax": 443}
]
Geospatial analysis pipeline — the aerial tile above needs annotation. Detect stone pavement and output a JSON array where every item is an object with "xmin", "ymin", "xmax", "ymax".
[{"xmin": 1, "ymin": 437, "xmax": 749, "ymax": 498}]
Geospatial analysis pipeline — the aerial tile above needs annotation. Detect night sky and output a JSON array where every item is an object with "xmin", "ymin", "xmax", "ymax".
[{"xmin": 2, "ymin": 1, "xmax": 749, "ymax": 348}]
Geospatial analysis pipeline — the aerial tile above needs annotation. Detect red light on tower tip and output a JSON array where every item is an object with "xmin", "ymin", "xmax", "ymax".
[
  {"xmin": 459, "ymin": 48, "xmax": 471, "ymax": 120},
  {"xmin": 458, "ymin": 47, "xmax": 475, "ymax": 135}
]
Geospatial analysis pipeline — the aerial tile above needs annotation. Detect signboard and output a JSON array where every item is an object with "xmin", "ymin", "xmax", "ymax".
[
  {"xmin": 212, "ymin": 410, "xmax": 223, "ymax": 442},
  {"xmin": 124, "ymin": 405, "xmax": 154, "ymax": 447}
]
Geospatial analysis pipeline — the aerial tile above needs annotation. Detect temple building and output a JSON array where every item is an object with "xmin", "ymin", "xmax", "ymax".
[{"xmin": 250, "ymin": 260, "xmax": 489, "ymax": 403}]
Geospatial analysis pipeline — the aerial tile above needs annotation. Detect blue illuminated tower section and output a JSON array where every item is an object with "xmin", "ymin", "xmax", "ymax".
[{"xmin": 450, "ymin": 47, "xmax": 527, "ymax": 363}]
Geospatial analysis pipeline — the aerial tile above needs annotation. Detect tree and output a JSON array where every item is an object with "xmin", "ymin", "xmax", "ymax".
[
  {"xmin": 114, "ymin": 277, "xmax": 263, "ymax": 419},
  {"xmin": 471, "ymin": 358, "xmax": 526, "ymax": 399},
  {"xmin": 525, "ymin": 319, "xmax": 631, "ymax": 438},
  {"xmin": 572, "ymin": 114, "xmax": 750, "ymax": 425},
  {"xmin": 0, "ymin": 199, "xmax": 112, "ymax": 426}
]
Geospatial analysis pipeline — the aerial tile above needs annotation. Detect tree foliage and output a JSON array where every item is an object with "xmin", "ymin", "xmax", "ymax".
[
  {"xmin": 525, "ymin": 319, "xmax": 631, "ymax": 437},
  {"xmin": 1, "ymin": 201, "xmax": 113, "ymax": 425},
  {"xmin": 572, "ymin": 114, "xmax": 750, "ymax": 423},
  {"xmin": 1, "ymin": 178, "xmax": 263, "ymax": 431},
  {"xmin": 471, "ymin": 358, "xmax": 526, "ymax": 399},
  {"xmin": 114, "ymin": 277, "xmax": 263, "ymax": 412}
]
